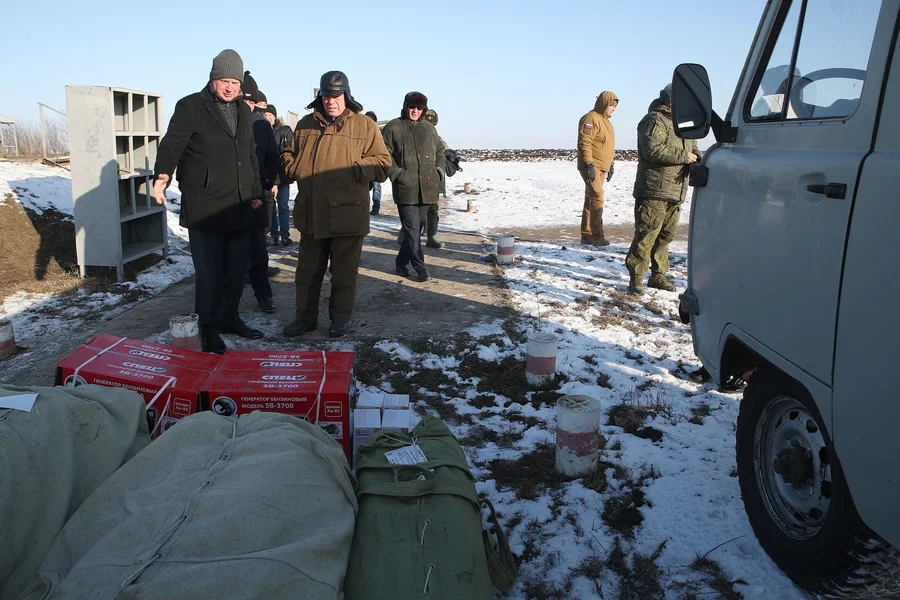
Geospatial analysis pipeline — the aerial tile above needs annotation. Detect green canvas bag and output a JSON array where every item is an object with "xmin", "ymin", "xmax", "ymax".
[{"xmin": 344, "ymin": 415, "xmax": 517, "ymax": 600}]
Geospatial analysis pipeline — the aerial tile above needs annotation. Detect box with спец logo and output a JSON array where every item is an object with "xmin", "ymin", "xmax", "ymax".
[
  {"xmin": 81, "ymin": 333, "xmax": 222, "ymax": 372},
  {"xmin": 199, "ymin": 368, "xmax": 353, "ymax": 462},
  {"xmin": 216, "ymin": 350, "xmax": 355, "ymax": 374},
  {"xmin": 54, "ymin": 345, "xmax": 216, "ymax": 439}
]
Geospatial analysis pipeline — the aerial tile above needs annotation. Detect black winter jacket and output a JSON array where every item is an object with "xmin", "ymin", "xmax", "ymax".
[
  {"xmin": 153, "ymin": 86, "xmax": 261, "ymax": 232},
  {"xmin": 250, "ymin": 110, "xmax": 281, "ymax": 230},
  {"xmin": 273, "ymin": 124, "xmax": 293, "ymax": 185},
  {"xmin": 251, "ymin": 110, "xmax": 281, "ymax": 190},
  {"xmin": 381, "ymin": 117, "xmax": 443, "ymax": 205}
]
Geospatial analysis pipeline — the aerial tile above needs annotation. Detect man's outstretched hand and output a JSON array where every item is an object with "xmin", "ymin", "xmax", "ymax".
[{"xmin": 153, "ymin": 174, "xmax": 169, "ymax": 205}]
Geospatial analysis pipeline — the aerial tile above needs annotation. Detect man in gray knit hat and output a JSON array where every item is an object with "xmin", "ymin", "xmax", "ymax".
[{"xmin": 153, "ymin": 49, "xmax": 266, "ymax": 353}]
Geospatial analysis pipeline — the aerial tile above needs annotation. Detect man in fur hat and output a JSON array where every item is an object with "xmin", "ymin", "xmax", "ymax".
[{"xmin": 281, "ymin": 71, "xmax": 390, "ymax": 338}]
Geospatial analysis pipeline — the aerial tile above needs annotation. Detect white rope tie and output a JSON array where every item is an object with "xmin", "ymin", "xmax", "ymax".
[
  {"xmin": 420, "ymin": 518, "xmax": 431, "ymax": 545},
  {"xmin": 73, "ymin": 336, "xmax": 127, "ymax": 379},
  {"xmin": 423, "ymin": 564, "xmax": 434, "ymax": 593}
]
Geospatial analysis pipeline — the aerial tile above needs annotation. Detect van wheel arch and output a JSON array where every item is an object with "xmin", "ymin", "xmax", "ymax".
[
  {"xmin": 720, "ymin": 336, "xmax": 761, "ymax": 387},
  {"xmin": 736, "ymin": 363, "xmax": 900, "ymax": 598}
]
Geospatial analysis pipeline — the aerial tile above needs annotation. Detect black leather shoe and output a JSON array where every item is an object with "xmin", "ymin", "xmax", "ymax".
[
  {"xmin": 201, "ymin": 332, "xmax": 227, "ymax": 354},
  {"xmin": 222, "ymin": 319, "xmax": 265, "ymax": 339},
  {"xmin": 370, "ymin": 209, "xmax": 379, "ymax": 216},
  {"xmin": 396, "ymin": 261, "xmax": 411, "ymax": 277},
  {"xmin": 267, "ymin": 266, "xmax": 281, "ymax": 277},
  {"xmin": 413, "ymin": 269, "xmax": 431, "ymax": 282},
  {"xmin": 283, "ymin": 319, "xmax": 317, "ymax": 337},
  {"xmin": 329, "ymin": 322, "xmax": 350, "ymax": 337},
  {"xmin": 281, "ymin": 237, "xmax": 293, "ymax": 246},
  {"xmin": 257, "ymin": 296, "xmax": 276, "ymax": 313}
]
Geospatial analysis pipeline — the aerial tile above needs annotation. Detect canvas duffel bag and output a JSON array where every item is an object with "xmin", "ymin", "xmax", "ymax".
[{"xmin": 345, "ymin": 415, "xmax": 517, "ymax": 600}]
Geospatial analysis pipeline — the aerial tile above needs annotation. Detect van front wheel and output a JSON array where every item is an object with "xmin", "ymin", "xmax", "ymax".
[{"xmin": 736, "ymin": 366, "xmax": 900, "ymax": 598}]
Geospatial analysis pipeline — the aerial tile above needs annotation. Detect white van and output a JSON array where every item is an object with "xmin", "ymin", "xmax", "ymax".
[{"xmin": 672, "ymin": 1, "xmax": 900, "ymax": 597}]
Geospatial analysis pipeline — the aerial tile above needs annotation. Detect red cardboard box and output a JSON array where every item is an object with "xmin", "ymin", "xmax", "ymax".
[
  {"xmin": 217, "ymin": 350, "xmax": 355, "ymax": 373},
  {"xmin": 84, "ymin": 333, "xmax": 221, "ymax": 372},
  {"xmin": 55, "ymin": 345, "xmax": 215, "ymax": 438},
  {"xmin": 200, "ymin": 368, "xmax": 353, "ymax": 461}
]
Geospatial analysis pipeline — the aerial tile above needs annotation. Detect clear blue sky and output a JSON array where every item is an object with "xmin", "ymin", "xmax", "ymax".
[{"xmin": 2, "ymin": 0, "xmax": 766, "ymax": 149}]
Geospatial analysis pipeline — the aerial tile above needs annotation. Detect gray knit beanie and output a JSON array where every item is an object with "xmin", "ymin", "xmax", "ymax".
[{"xmin": 210, "ymin": 49, "xmax": 244, "ymax": 83}]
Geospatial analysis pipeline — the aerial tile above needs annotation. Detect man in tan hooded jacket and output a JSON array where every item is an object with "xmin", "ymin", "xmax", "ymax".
[{"xmin": 576, "ymin": 91, "xmax": 619, "ymax": 246}]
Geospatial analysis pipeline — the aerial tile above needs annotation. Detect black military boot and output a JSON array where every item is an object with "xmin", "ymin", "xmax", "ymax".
[
  {"xmin": 201, "ymin": 329, "xmax": 227, "ymax": 354},
  {"xmin": 283, "ymin": 319, "xmax": 317, "ymax": 337}
]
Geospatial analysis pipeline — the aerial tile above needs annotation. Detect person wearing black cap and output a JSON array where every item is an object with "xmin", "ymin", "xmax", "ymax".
[
  {"xmin": 382, "ymin": 91, "xmax": 444, "ymax": 282},
  {"xmin": 242, "ymin": 71, "xmax": 281, "ymax": 314},
  {"xmin": 281, "ymin": 71, "xmax": 390, "ymax": 338},
  {"xmin": 152, "ymin": 49, "xmax": 264, "ymax": 353},
  {"xmin": 268, "ymin": 105, "xmax": 295, "ymax": 246}
]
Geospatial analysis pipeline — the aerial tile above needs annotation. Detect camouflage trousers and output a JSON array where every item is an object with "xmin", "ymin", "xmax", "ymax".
[
  {"xmin": 625, "ymin": 198, "xmax": 680, "ymax": 277},
  {"xmin": 580, "ymin": 171, "xmax": 606, "ymax": 239}
]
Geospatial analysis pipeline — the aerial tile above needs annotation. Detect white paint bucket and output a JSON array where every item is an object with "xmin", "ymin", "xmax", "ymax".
[
  {"xmin": 525, "ymin": 330, "xmax": 557, "ymax": 386},
  {"xmin": 497, "ymin": 236, "xmax": 515, "ymax": 265},
  {"xmin": 464, "ymin": 182, "xmax": 473, "ymax": 194},
  {"xmin": 0, "ymin": 319, "xmax": 15, "ymax": 360},
  {"xmin": 556, "ymin": 394, "xmax": 604, "ymax": 476},
  {"xmin": 467, "ymin": 198, "xmax": 478, "ymax": 212},
  {"xmin": 169, "ymin": 313, "xmax": 202, "ymax": 351}
]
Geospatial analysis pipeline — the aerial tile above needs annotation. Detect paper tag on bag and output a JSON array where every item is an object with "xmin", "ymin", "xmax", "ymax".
[
  {"xmin": 0, "ymin": 393, "xmax": 38, "ymax": 412},
  {"xmin": 384, "ymin": 444, "xmax": 428, "ymax": 465}
]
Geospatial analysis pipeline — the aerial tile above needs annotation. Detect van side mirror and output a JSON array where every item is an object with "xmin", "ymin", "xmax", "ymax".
[{"xmin": 672, "ymin": 64, "xmax": 713, "ymax": 140}]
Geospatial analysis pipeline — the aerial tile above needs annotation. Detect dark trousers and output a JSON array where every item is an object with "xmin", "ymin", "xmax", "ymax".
[
  {"xmin": 397, "ymin": 203, "xmax": 429, "ymax": 272},
  {"xmin": 271, "ymin": 184, "xmax": 291, "ymax": 240},
  {"xmin": 248, "ymin": 228, "xmax": 273, "ymax": 300},
  {"xmin": 188, "ymin": 228, "xmax": 250, "ymax": 333},
  {"xmin": 294, "ymin": 234, "xmax": 365, "ymax": 325}
]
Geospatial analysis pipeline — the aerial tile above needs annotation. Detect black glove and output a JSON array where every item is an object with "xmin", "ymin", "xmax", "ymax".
[
  {"xmin": 606, "ymin": 162, "xmax": 615, "ymax": 182},
  {"xmin": 583, "ymin": 164, "xmax": 596, "ymax": 183}
]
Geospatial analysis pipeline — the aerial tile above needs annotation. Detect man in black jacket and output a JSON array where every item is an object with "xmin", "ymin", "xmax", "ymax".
[
  {"xmin": 152, "ymin": 49, "xmax": 265, "ymax": 353},
  {"xmin": 242, "ymin": 72, "xmax": 280, "ymax": 313}
]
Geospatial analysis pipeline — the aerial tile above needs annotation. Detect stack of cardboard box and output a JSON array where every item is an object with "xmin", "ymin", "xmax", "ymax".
[
  {"xmin": 55, "ymin": 337, "xmax": 356, "ymax": 460},
  {"xmin": 55, "ymin": 334, "xmax": 221, "ymax": 438},
  {"xmin": 352, "ymin": 391, "xmax": 414, "ymax": 468}
]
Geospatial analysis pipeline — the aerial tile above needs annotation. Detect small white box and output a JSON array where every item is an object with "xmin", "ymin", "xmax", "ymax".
[
  {"xmin": 381, "ymin": 409, "xmax": 411, "ymax": 433},
  {"xmin": 353, "ymin": 408, "xmax": 382, "ymax": 468},
  {"xmin": 383, "ymin": 394, "xmax": 410, "ymax": 412},
  {"xmin": 357, "ymin": 391, "xmax": 384, "ymax": 410}
]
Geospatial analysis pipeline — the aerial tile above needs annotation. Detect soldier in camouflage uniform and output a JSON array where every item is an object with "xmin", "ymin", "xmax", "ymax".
[
  {"xmin": 423, "ymin": 109, "xmax": 447, "ymax": 248},
  {"xmin": 625, "ymin": 84, "xmax": 700, "ymax": 294}
]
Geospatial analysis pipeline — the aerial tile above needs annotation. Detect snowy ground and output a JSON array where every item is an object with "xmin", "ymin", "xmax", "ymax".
[
  {"xmin": 360, "ymin": 239, "xmax": 807, "ymax": 600},
  {"xmin": 422, "ymin": 160, "xmax": 689, "ymax": 234},
  {"xmin": 0, "ymin": 157, "xmax": 809, "ymax": 599},
  {"xmin": 0, "ymin": 160, "xmax": 193, "ymax": 349}
]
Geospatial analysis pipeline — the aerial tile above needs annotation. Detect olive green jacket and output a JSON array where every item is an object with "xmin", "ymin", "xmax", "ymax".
[
  {"xmin": 382, "ymin": 116, "xmax": 444, "ymax": 205},
  {"xmin": 633, "ymin": 99, "xmax": 701, "ymax": 203}
]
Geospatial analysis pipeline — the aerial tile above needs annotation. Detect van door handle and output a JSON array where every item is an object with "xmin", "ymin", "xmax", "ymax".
[{"xmin": 805, "ymin": 183, "xmax": 847, "ymax": 199}]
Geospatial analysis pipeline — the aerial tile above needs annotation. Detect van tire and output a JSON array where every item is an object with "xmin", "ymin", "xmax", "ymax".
[{"xmin": 736, "ymin": 365, "xmax": 900, "ymax": 599}]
